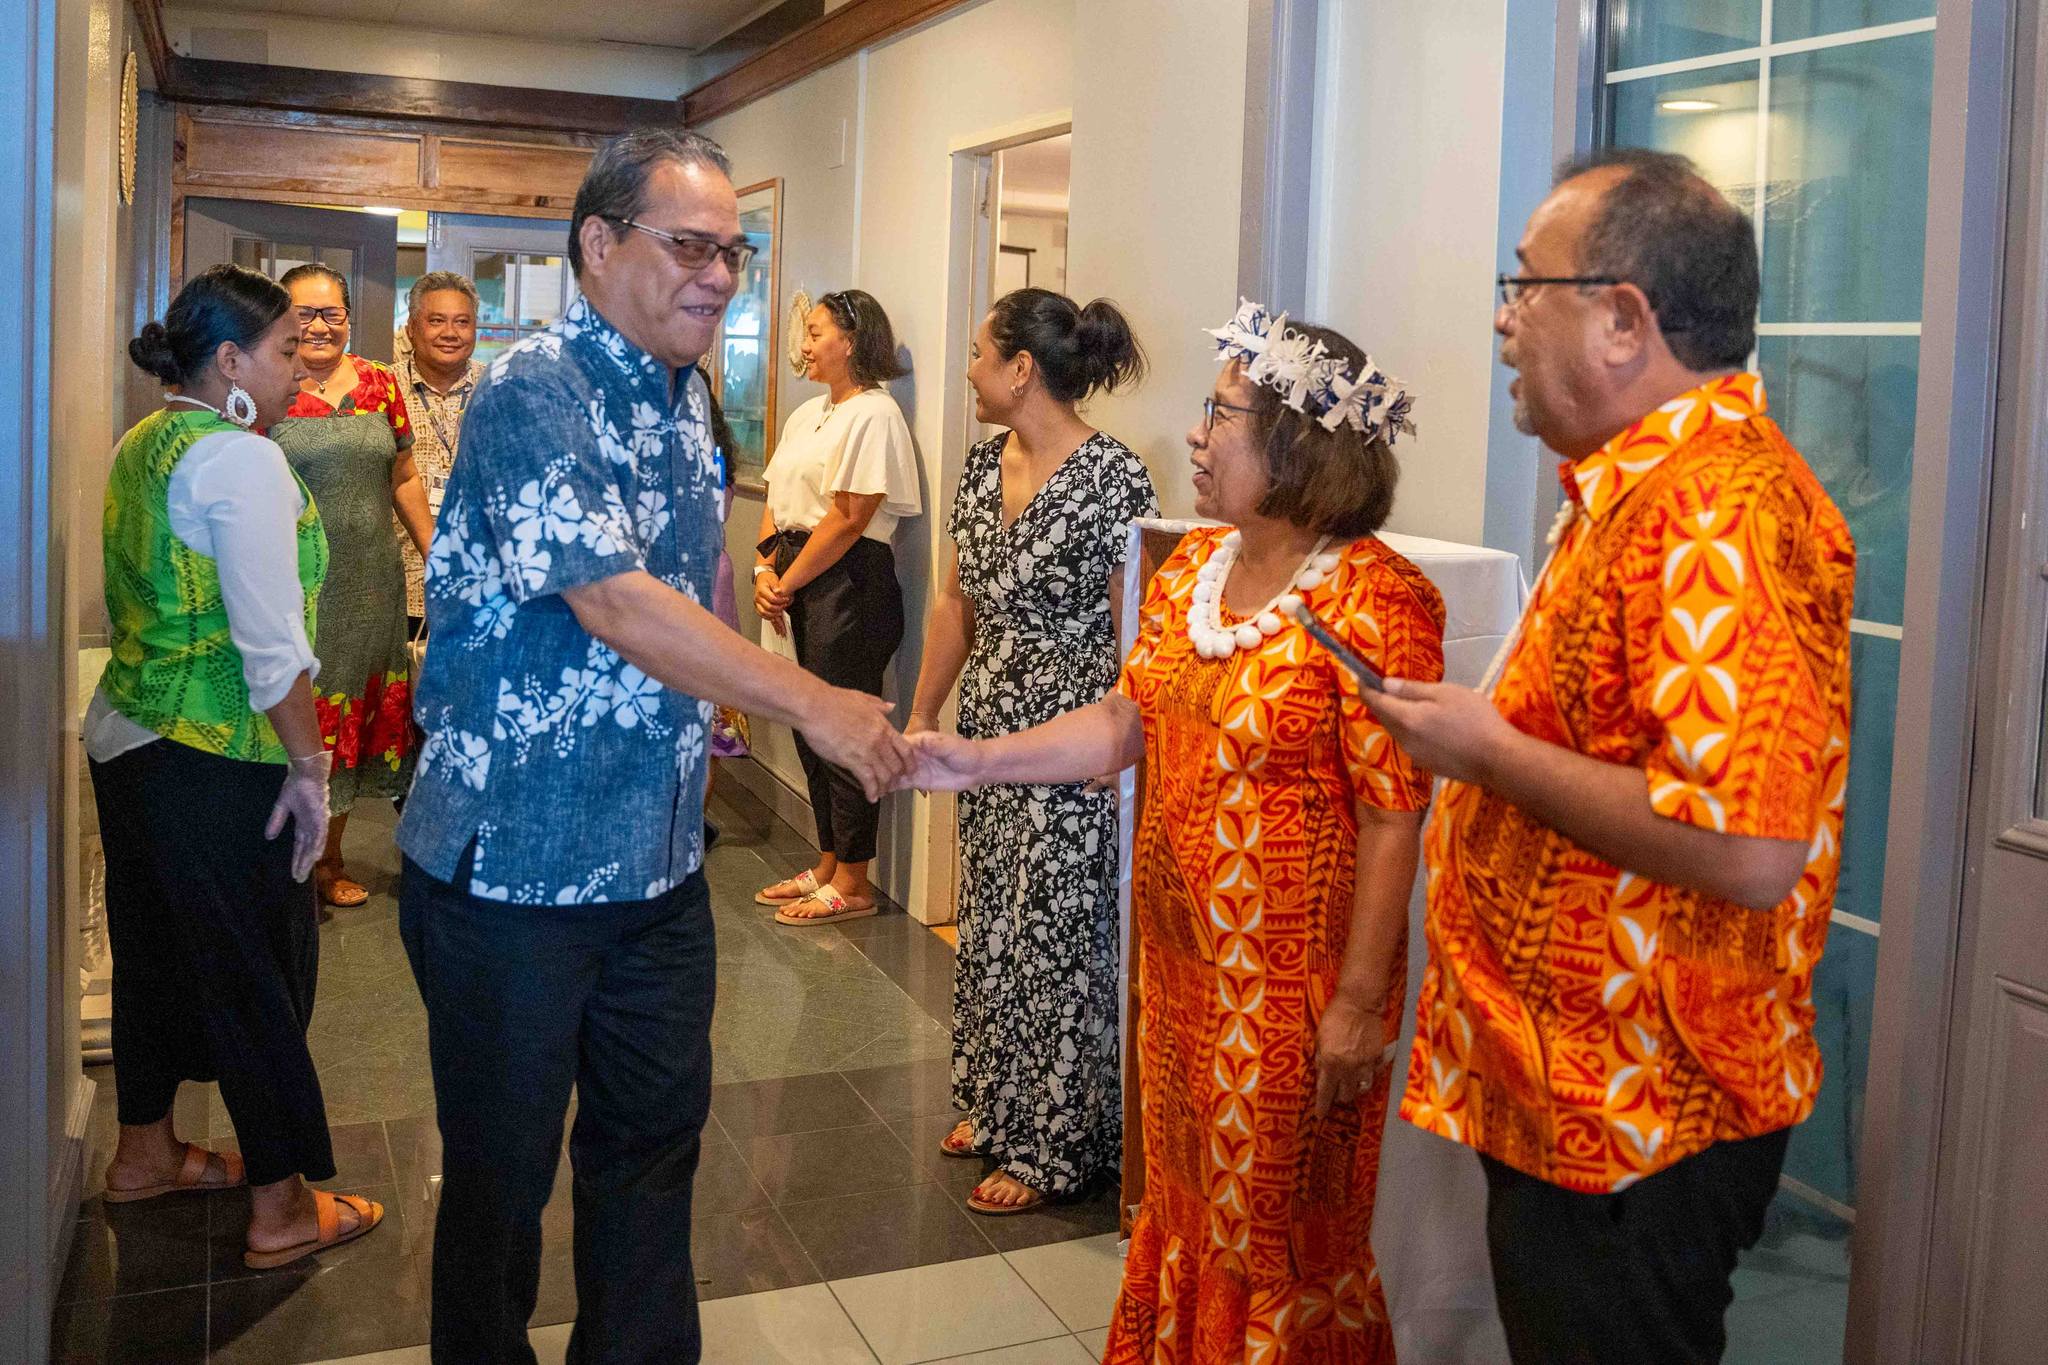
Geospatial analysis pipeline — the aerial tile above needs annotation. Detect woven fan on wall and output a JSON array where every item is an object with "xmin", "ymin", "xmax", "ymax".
[{"xmin": 787, "ymin": 290, "xmax": 812, "ymax": 376}]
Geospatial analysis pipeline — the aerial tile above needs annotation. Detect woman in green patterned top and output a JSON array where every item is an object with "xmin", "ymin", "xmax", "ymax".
[{"xmin": 89, "ymin": 264, "xmax": 385, "ymax": 1270}]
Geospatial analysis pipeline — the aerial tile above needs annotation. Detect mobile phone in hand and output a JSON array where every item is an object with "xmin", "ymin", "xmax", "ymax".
[{"xmin": 1289, "ymin": 602, "xmax": 1385, "ymax": 692}]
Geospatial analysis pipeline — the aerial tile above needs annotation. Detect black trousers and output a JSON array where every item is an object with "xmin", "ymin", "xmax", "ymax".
[
  {"xmin": 90, "ymin": 740, "xmax": 334, "ymax": 1186},
  {"xmin": 399, "ymin": 853, "xmax": 716, "ymax": 1365},
  {"xmin": 1483, "ymin": 1127, "xmax": 1792, "ymax": 1364},
  {"xmin": 765, "ymin": 529, "xmax": 904, "ymax": 864}
]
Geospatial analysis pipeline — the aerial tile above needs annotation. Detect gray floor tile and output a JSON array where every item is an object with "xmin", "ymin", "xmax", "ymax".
[
  {"xmin": 840, "ymin": 1057, "xmax": 958, "ymax": 1124},
  {"xmin": 213, "ymin": 1118, "xmax": 395, "ymax": 1189},
  {"xmin": 59, "ymin": 1194, "xmax": 211, "ymax": 1301},
  {"xmin": 711, "ymin": 1071, "xmax": 880, "ymax": 1140},
  {"xmin": 693, "ymin": 1206, "xmax": 823, "ymax": 1301},
  {"xmin": 695, "ymin": 1122, "xmax": 776, "ymax": 1215},
  {"xmin": 884, "ymin": 1108, "xmax": 990, "ymax": 1188},
  {"xmin": 779, "ymin": 1181, "xmax": 996, "ymax": 1281},
  {"xmin": 743, "ymin": 1121, "xmax": 922, "ymax": 1207},
  {"xmin": 938, "ymin": 1180, "xmax": 1123, "ymax": 1254},
  {"xmin": 207, "ymin": 1181, "xmax": 403, "ymax": 1286},
  {"xmin": 208, "ymin": 1233, "xmax": 431, "ymax": 1363},
  {"xmin": 49, "ymin": 1285, "xmax": 207, "ymax": 1365}
]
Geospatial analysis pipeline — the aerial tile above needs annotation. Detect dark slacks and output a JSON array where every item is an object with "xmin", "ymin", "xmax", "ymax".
[
  {"xmin": 1482, "ymin": 1127, "xmax": 1792, "ymax": 1364},
  {"xmin": 90, "ymin": 739, "xmax": 334, "ymax": 1186},
  {"xmin": 399, "ymin": 854, "xmax": 716, "ymax": 1365},
  {"xmin": 767, "ymin": 529, "xmax": 903, "ymax": 864}
]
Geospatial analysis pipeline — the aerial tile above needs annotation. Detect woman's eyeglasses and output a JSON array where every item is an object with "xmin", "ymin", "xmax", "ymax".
[
  {"xmin": 294, "ymin": 306, "xmax": 349, "ymax": 327},
  {"xmin": 1203, "ymin": 396, "xmax": 1257, "ymax": 430},
  {"xmin": 610, "ymin": 218, "xmax": 758, "ymax": 274}
]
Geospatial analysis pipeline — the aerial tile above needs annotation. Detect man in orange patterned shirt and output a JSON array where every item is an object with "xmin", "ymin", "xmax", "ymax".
[{"xmin": 1368, "ymin": 150, "xmax": 1855, "ymax": 1362}]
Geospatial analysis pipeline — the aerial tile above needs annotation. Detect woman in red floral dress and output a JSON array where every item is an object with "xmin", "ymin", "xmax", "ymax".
[
  {"xmin": 272, "ymin": 264, "xmax": 431, "ymax": 907},
  {"xmin": 907, "ymin": 309, "xmax": 1443, "ymax": 1362}
]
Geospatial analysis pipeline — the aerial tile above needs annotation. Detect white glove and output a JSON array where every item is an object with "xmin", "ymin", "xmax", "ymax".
[{"xmin": 265, "ymin": 750, "xmax": 333, "ymax": 883}]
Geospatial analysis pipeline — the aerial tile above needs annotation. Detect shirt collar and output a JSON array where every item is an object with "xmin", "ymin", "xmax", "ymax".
[
  {"xmin": 1562, "ymin": 371, "xmax": 1767, "ymax": 521},
  {"xmin": 565, "ymin": 295, "xmax": 669, "ymax": 389},
  {"xmin": 402, "ymin": 353, "xmax": 481, "ymax": 399}
]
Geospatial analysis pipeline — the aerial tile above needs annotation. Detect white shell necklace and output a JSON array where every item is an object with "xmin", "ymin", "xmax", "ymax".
[{"xmin": 1187, "ymin": 530, "xmax": 1338, "ymax": 659}]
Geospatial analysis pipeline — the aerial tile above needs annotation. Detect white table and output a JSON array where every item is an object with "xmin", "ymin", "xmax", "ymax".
[{"xmin": 1117, "ymin": 520, "xmax": 1525, "ymax": 1364}]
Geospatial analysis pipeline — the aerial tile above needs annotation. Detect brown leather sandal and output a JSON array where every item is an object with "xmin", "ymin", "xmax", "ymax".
[
  {"xmin": 243, "ymin": 1189, "xmax": 384, "ymax": 1270},
  {"xmin": 102, "ymin": 1142, "xmax": 245, "ymax": 1203}
]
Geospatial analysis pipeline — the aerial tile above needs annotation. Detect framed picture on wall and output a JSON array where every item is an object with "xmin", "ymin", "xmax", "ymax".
[{"xmin": 711, "ymin": 178, "xmax": 782, "ymax": 488}]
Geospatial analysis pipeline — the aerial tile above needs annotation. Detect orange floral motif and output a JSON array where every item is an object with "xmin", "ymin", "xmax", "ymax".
[
  {"xmin": 1398, "ymin": 373, "xmax": 1857, "ymax": 1193},
  {"xmin": 1105, "ymin": 530, "xmax": 1445, "ymax": 1363}
]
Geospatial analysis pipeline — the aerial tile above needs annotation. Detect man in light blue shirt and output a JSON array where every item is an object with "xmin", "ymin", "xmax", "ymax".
[{"xmin": 397, "ymin": 127, "xmax": 909, "ymax": 1364}]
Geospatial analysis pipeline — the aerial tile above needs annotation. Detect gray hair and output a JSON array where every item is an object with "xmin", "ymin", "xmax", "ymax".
[
  {"xmin": 568, "ymin": 127, "xmax": 734, "ymax": 277},
  {"xmin": 1554, "ymin": 148, "xmax": 1759, "ymax": 372},
  {"xmin": 407, "ymin": 271, "xmax": 479, "ymax": 315}
]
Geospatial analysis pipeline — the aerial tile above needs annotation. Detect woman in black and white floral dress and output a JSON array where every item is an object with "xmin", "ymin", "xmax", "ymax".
[{"xmin": 907, "ymin": 290, "xmax": 1156, "ymax": 1214}]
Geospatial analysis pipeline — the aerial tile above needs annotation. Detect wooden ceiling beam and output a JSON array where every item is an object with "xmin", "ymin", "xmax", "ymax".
[
  {"xmin": 682, "ymin": 0, "xmax": 977, "ymax": 126},
  {"xmin": 157, "ymin": 56, "xmax": 679, "ymax": 138},
  {"xmin": 127, "ymin": 0, "xmax": 174, "ymax": 90}
]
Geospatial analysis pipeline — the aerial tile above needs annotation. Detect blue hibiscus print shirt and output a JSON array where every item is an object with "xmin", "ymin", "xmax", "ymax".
[{"xmin": 397, "ymin": 296, "xmax": 721, "ymax": 904}]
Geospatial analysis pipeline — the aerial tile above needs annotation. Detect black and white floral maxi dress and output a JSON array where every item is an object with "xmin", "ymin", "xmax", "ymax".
[{"xmin": 949, "ymin": 430, "xmax": 1158, "ymax": 1196}]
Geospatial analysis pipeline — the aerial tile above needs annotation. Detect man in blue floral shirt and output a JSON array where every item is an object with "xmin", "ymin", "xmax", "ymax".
[{"xmin": 396, "ymin": 128, "xmax": 910, "ymax": 1364}]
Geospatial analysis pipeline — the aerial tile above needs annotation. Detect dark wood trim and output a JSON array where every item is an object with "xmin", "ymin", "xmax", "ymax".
[
  {"xmin": 683, "ymin": 0, "xmax": 977, "ymax": 126},
  {"xmin": 127, "ymin": 0, "xmax": 173, "ymax": 91},
  {"xmin": 175, "ymin": 101, "xmax": 605, "ymax": 150},
  {"xmin": 159, "ymin": 56, "xmax": 677, "ymax": 137}
]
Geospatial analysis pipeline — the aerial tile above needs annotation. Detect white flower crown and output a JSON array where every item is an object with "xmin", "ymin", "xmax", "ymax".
[{"xmin": 1205, "ymin": 298, "xmax": 1416, "ymax": 445}]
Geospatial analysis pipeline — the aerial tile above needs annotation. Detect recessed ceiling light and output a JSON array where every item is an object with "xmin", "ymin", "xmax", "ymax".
[
  {"xmin": 363, "ymin": 205, "xmax": 404, "ymax": 216},
  {"xmin": 1659, "ymin": 99, "xmax": 1720, "ymax": 112}
]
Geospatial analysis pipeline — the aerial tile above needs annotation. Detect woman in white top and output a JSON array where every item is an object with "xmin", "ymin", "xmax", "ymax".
[
  {"xmin": 89, "ymin": 264, "xmax": 384, "ymax": 1270},
  {"xmin": 753, "ymin": 290, "xmax": 921, "ymax": 924}
]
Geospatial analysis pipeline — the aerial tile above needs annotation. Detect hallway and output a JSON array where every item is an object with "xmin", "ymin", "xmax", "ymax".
[{"xmin": 50, "ymin": 784, "xmax": 1124, "ymax": 1363}]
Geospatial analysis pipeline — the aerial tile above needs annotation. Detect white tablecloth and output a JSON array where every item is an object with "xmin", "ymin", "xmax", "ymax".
[{"xmin": 1119, "ymin": 520, "xmax": 1526, "ymax": 1364}]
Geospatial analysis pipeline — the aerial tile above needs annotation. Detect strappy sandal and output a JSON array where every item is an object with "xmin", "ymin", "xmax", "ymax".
[
  {"xmin": 773, "ymin": 884, "xmax": 877, "ymax": 926},
  {"xmin": 939, "ymin": 1120, "xmax": 986, "ymax": 1159},
  {"xmin": 242, "ymin": 1189, "xmax": 385, "ymax": 1270},
  {"xmin": 754, "ymin": 869, "xmax": 820, "ymax": 906},
  {"xmin": 102, "ymin": 1142, "xmax": 246, "ymax": 1203},
  {"xmin": 967, "ymin": 1172, "xmax": 1047, "ymax": 1217}
]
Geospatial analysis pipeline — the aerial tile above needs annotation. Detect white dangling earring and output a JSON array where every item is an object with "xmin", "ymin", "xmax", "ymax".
[{"xmin": 223, "ymin": 384, "xmax": 259, "ymax": 429}]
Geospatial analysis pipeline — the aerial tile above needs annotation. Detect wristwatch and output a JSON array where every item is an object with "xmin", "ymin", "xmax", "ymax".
[{"xmin": 752, "ymin": 564, "xmax": 776, "ymax": 579}]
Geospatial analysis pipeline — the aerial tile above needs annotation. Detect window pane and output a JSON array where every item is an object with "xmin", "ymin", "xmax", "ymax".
[
  {"xmin": 512, "ymin": 254, "xmax": 568, "ymax": 328},
  {"xmin": 1773, "ymin": 0, "xmax": 1934, "ymax": 43},
  {"xmin": 1783, "ymin": 919, "xmax": 1878, "ymax": 1209},
  {"xmin": 1762, "ymin": 32, "xmax": 1936, "ymax": 322},
  {"xmin": 472, "ymin": 252, "xmax": 514, "ymax": 326},
  {"xmin": 1757, "ymin": 335, "xmax": 1915, "ymax": 625},
  {"xmin": 1608, "ymin": 63, "xmax": 1762, "ymax": 215},
  {"xmin": 1608, "ymin": 0, "xmax": 1761, "ymax": 70},
  {"xmin": 1840, "ymin": 632, "xmax": 1899, "ymax": 924}
]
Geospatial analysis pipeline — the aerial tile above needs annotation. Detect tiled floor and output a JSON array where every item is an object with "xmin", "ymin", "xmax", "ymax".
[
  {"xmin": 52, "ymin": 781, "xmax": 1122, "ymax": 1364},
  {"xmin": 52, "ymin": 770, "xmax": 1854, "ymax": 1364}
]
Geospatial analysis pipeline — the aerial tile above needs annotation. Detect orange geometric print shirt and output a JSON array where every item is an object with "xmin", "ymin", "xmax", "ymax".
[{"xmin": 1398, "ymin": 373, "xmax": 1856, "ymax": 1193}]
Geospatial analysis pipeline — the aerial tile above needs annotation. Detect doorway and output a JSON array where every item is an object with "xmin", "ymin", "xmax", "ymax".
[{"xmin": 183, "ymin": 198, "xmax": 399, "ymax": 362}]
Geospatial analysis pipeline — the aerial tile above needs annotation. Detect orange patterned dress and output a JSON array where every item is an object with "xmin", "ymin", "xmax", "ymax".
[
  {"xmin": 1399, "ymin": 372, "xmax": 1856, "ymax": 1193},
  {"xmin": 1106, "ymin": 528, "xmax": 1445, "ymax": 1364}
]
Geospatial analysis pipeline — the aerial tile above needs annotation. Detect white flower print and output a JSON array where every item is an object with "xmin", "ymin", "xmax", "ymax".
[
  {"xmin": 635, "ymin": 489, "xmax": 671, "ymax": 543},
  {"xmin": 629, "ymin": 401, "xmax": 668, "ymax": 459},
  {"xmin": 496, "ymin": 533, "xmax": 553, "ymax": 597},
  {"xmin": 421, "ymin": 726, "xmax": 492, "ymax": 791},
  {"xmin": 609, "ymin": 666, "xmax": 664, "ymax": 730}
]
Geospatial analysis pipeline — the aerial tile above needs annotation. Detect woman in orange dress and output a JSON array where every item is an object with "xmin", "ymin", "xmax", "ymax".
[{"xmin": 906, "ymin": 305, "xmax": 1443, "ymax": 1362}]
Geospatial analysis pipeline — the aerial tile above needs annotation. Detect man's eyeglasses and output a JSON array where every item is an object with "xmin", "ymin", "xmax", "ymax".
[
  {"xmin": 293, "ymin": 306, "xmax": 349, "ymax": 327},
  {"xmin": 1496, "ymin": 274, "xmax": 1621, "ymax": 307},
  {"xmin": 610, "ymin": 218, "xmax": 758, "ymax": 274},
  {"xmin": 1203, "ymin": 396, "xmax": 1257, "ymax": 430}
]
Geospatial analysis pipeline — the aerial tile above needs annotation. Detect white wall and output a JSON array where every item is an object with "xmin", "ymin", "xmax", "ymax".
[
  {"xmin": 1309, "ymin": 0, "xmax": 1512, "ymax": 548},
  {"xmin": 165, "ymin": 7, "xmax": 695, "ymax": 100},
  {"xmin": 1066, "ymin": 0, "xmax": 1251, "ymax": 522},
  {"xmin": 999, "ymin": 211, "xmax": 1067, "ymax": 294}
]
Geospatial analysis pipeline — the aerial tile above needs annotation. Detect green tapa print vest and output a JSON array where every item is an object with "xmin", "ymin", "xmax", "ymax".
[{"xmin": 99, "ymin": 408, "xmax": 329, "ymax": 763}]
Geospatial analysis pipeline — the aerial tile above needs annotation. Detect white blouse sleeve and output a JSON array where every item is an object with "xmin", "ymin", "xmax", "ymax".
[
  {"xmin": 165, "ymin": 431, "xmax": 320, "ymax": 711},
  {"xmin": 826, "ymin": 394, "xmax": 922, "ymax": 521}
]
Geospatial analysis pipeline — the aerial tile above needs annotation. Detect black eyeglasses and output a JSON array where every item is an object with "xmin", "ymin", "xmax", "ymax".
[
  {"xmin": 610, "ymin": 218, "xmax": 758, "ymax": 274},
  {"xmin": 293, "ymin": 306, "xmax": 349, "ymax": 327},
  {"xmin": 1202, "ymin": 396, "xmax": 1257, "ymax": 430},
  {"xmin": 1496, "ymin": 274, "xmax": 1621, "ymax": 307}
]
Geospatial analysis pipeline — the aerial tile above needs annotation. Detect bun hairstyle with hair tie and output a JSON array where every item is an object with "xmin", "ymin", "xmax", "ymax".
[
  {"xmin": 988, "ymin": 289, "xmax": 1147, "ymax": 403},
  {"xmin": 128, "ymin": 263, "xmax": 292, "ymax": 388},
  {"xmin": 277, "ymin": 261, "xmax": 352, "ymax": 312},
  {"xmin": 818, "ymin": 289, "xmax": 909, "ymax": 388}
]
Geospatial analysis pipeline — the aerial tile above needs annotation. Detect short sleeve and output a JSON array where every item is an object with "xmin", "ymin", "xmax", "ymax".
[
  {"xmin": 1334, "ymin": 555, "xmax": 1445, "ymax": 812},
  {"xmin": 464, "ymin": 373, "xmax": 645, "ymax": 604},
  {"xmin": 1116, "ymin": 533, "xmax": 1205, "ymax": 700},
  {"xmin": 1095, "ymin": 444, "xmax": 1159, "ymax": 576},
  {"xmin": 828, "ymin": 397, "xmax": 921, "ymax": 519},
  {"xmin": 948, "ymin": 438, "xmax": 995, "ymax": 544},
  {"xmin": 1636, "ymin": 485, "xmax": 1834, "ymax": 841},
  {"xmin": 382, "ymin": 370, "xmax": 415, "ymax": 450}
]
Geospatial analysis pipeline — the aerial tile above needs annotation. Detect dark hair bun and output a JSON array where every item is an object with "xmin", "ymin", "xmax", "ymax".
[
  {"xmin": 988, "ymin": 289, "xmax": 1146, "ymax": 404},
  {"xmin": 128, "ymin": 322, "xmax": 181, "ymax": 386},
  {"xmin": 129, "ymin": 264, "xmax": 290, "ymax": 389}
]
